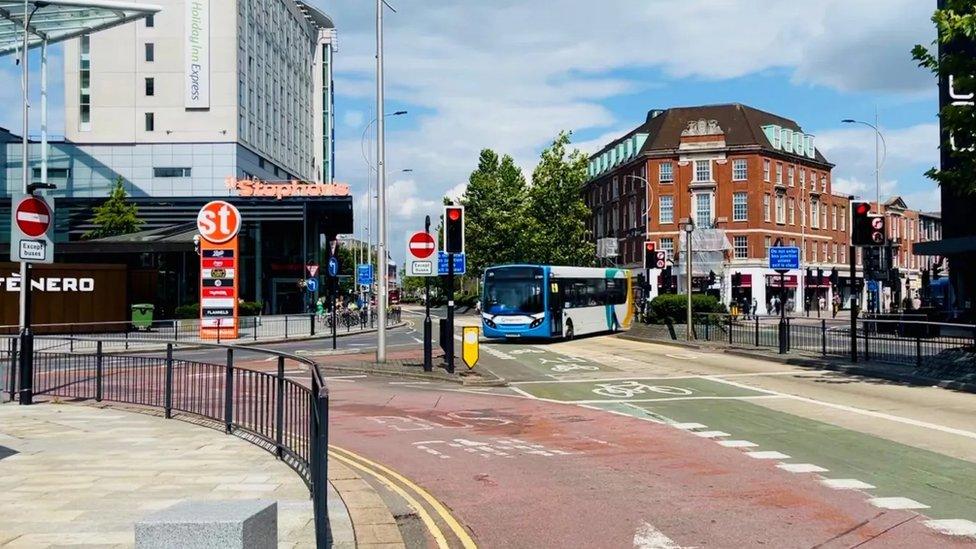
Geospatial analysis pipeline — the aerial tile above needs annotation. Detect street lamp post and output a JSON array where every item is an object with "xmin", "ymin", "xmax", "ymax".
[{"xmin": 683, "ymin": 219, "xmax": 695, "ymax": 341}]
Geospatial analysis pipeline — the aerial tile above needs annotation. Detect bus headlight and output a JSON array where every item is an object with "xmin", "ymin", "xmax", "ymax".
[
  {"xmin": 484, "ymin": 317, "xmax": 497, "ymax": 328},
  {"xmin": 529, "ymin": 317, "xmax": 543, "ymax": 328}
]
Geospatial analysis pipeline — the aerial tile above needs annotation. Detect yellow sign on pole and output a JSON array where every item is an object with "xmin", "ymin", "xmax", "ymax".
[{"xmin": 462, "ymin": 326, "xmax": 480, "ymax": 369}]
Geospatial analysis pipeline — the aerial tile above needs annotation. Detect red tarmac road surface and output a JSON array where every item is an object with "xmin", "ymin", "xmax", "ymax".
[{"xmin": 330, "ymin": 379, "xmax": 967, "ymax": 548}]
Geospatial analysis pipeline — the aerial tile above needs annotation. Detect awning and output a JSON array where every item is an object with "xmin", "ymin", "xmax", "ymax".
[
  {"xmin": 767, "ymin": 274, "xmax": 798, "ymax": 288},
  {"xmin": 0, "ymin": 0, "xmax": 160, "ymax": 57}
]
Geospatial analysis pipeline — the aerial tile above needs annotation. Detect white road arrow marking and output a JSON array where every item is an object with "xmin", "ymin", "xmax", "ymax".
[{"xmin": 633, "ymin": 522, "xmax": 693, "ymax": 549}]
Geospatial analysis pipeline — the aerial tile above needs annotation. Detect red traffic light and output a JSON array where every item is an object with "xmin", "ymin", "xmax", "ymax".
[
  {"xmin": 854, "ymin": 202, "xmax": 870, "ymax": 216},
  {"xmin": 645, "ymin": 242, "xmax": 655, "ymax": 252},
  {"xmin": 447, "ymin": 208, "xmax": 462, "ymax": 221}
]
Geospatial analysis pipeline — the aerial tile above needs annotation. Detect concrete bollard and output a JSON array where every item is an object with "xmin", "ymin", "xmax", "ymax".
[{"xmin": 135, "ymin": 500, "xmax": 277, "ymax": 549}]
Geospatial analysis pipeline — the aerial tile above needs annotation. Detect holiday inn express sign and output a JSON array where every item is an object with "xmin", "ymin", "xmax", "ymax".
[{"xmin": 185, "ymin": 0, "xmax": 210, "ymax": 108}]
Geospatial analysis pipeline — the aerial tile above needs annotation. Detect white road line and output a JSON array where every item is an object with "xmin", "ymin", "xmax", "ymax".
[
  {"xmin": 718, "ymin": 440, "xmax": 758, "ymax": 448},
  {"xmin": 561, "ymin": 395, "xmax": 786, "ymax": 405},
  {"xmin": 777, "ymin": 463, "xmax": 829, "ymax": 473},
  {"xmin": 388, "ymin": 381, "xmax": 431, "ymax": 386},
  {"xmin": 923, "ymin": 519, "xmax": 976, "ymax": 537},
  {"xmin": 746, "ymin": 450, "xmax": 791, "ymax": 460},
  {"xmin": 821, "ymin": 478, "xmax": 876, "ymax": 490},
  {"xmin": 633, "ymin": 522, "xmax": 689, "ymax": 549},
  {"xmin": 703, "ymin": 375, "xmax": 976, "ymax": 441},
  {"xmin": 326, "ymin": 375, "xmax": 368, "ymax": 380},
  {"xmin": 868, "ymin": 497, "xmax": 930, "ymax": 510},
  {"xmin": 693, "ymin": 431, "xmax": 731, "ymax": 438},
  {"xmin": 413, "ymin": 337, "xmax": 423, "ymax": 343},
  {"xmin": 672, "ymin": 422, "xmax": 708, "ymax": 430},
  {"xmin": 510, "ymin": 371, "xmax": 823, "ymax": 385}
]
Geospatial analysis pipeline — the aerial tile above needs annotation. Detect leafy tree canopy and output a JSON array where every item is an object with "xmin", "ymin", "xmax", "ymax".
[
  {"xmin": 84, "ymin": 177, "xmax": 143, "ymax": 239},
  {"xmin": 913, "ymin": 0, "xmax": 976, "ymax": 196}
]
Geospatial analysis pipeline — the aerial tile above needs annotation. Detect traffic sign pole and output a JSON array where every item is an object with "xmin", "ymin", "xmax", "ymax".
[
  {"xmin": 423, "ymin": 216, "xmax": 433, "ymax": 372},
  {"xmin": 446, "ymin": 252, "xmax": 455, "ymax": 374}
]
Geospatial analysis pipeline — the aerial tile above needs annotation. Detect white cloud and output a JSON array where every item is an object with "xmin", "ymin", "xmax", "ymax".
[{"xmin": 343, "ymin": 110, "xmax": 365, "ymax": 128}]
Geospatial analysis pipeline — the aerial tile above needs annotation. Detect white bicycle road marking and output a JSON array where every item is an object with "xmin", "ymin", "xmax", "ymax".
[
  {"xmin": 412, "ymin": 437, "xmax": 574, "ymax": 460},
  {"xmin": 550, "ymin": 363, "xmax": 600, "ymax": 373},
  {"xmin": 592, "ymin": 381, "xmax": 694, "ymax": 399},
  {"xmin": 367, "ymin": 410, "xmax": 514, "ymax": 432}
]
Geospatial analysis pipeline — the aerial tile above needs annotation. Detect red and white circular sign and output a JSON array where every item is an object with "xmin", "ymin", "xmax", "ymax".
[
  {"xmin": 16, "ymin": 197, "xmax": 52, "ymax": 238},
  {"xmin": 408, "ymin": 232, "xmax": 436, "ymax": 259},
  {"xmin": 197, "ymin": 201, "xmax": 242, "ymax": 244}
]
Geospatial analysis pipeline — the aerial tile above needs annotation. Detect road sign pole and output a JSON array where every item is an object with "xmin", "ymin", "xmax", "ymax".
[
  {"xmin": 423, "ymin": 216, "xmax": 433, "ymax": 372},
  {"xmin": 850, "ymin": 244, "xmax": 858, "ymax": 363},
  {"xmin": 778, "ymin": 270, "xmax": 788, "ymax": 354},
  {"xmin": 17, "ymin": 263, "xmax": 33, "ymax": 405},
  {"xmin": 332, "ymin": 275, "xmax": 337, "ymax": 351},
  {"xmin": 446, "ymin": 252, "xmax": 455, "ymax": 373}
]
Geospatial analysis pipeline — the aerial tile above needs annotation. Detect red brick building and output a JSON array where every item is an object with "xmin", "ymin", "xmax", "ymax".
[{"xmin": 586, "ymin": 104, "xmax": 860, "ymax": 313}]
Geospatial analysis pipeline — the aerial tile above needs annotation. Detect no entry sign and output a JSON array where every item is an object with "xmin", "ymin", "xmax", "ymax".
[
  {"xmin": 10, "ymin": 194, "xmax": 54, "ymax": 264},
  {"xmin": 406, "ymin": 231, "xmax": 437, "ymax": 277}
]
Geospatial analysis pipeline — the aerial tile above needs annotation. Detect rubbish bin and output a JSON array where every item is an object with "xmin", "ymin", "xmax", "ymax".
[{"xmin": 131, "ymin": 304, "xmax": 155, "ymax": 331}]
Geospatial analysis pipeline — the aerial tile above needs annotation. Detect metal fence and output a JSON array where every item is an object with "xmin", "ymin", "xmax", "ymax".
[
  {"xmin": 0, "ymin": 309, "xmax": 403, "ymax": 353},
  {"xmin": 687, "ymin": 313, "xmax": 976, "ymax": 371},
  {"xmin": 0, "ymin": 336, "xmax": 330, "ymax": 548}
]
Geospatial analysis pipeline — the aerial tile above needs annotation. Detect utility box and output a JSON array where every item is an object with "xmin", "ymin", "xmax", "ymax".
[{"xmin": 131, "ymin": 304, "xmax": 155, "ymax": 331}]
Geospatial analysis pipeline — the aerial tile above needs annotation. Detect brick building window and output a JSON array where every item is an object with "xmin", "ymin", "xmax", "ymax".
[
  {"xmin": 733, "ymin": 159, "xmax": 748, "ymax": 181},
  {"xmin": 789, "ymin": 198, "xmax": 795, "ymax": 225},
  {"xmin": 832, "ymin": 205, "xmax": 838, "ymax": 230},
  {"xmin": 659, "ymin": 162, "xmax": 673, "ymax": 183},
  {"xmin": 800, "ymin": 169, "xmax": 806, "ymax": 189},
  {"xmin": 694, "ymin": 160, "xmax": 712, "ymax": 183},
  {"xmin": 775, "ymin": 194, "xmax": 785, "ymax": 224},
  {"xmin": 660, "ymin": 237, "xmax": 674, "ymax": 259},
  {"xmin": 776, "ymin": 163, "xmax": 783, "ymax": 185},
  {"xmin": 732, "ymin": 192, "xmax": 748, "ymax": 221},
  {"xmin": 659, "ymin": 195, "xmax": 674, "ymax": 224},
  {"xmin": 733, "ymin": 236, "xmax": 748, "ymax": 259},
  {"xmin": 811, "ymin": 200, "xmax": 819, "ymax": 228},
  {"xmin": 763, "ymin": 194, "xmax": 771, "ymax": 222},
  {"xmin": 764, "ymin": 236, "xmax": 771, "ymax": 257},
  {"xmin": 763, "ymin": 159, "xmax": 771, "ymax": 182},
  {"xmin": 695, "ymin": 193, "xmax": 712, "ymax": 228},
  {"xmin": 788, "ymin": 166, "xmax": 795, "ymax": 187}
]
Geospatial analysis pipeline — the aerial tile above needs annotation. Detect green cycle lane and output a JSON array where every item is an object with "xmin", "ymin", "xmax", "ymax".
[
  {"xmin": 480, "ymin": 342, "xmax": 620, "ymax": 382},
  {"xmin": 514, "ymin": 376, "xmax": 976, "ymax": 523}
]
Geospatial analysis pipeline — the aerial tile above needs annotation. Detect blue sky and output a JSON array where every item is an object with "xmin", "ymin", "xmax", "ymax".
[{"xmin": 0, "ymin": 0, "xmax": 945, "ymax": 264}]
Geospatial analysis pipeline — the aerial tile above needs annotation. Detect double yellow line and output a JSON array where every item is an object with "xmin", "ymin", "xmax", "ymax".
[{"xmin": 329, "ymin": 445, "xmax": 477, "ymax": 549}]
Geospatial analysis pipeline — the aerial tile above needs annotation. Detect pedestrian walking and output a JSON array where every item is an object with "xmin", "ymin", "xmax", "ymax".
[
  {"xmin": 832, "ymin": 293, "xmax": 840, "ymax": 318},
  {"xmin": 751, "ymin": 298, "xmax": 758, "ymax": 320}
]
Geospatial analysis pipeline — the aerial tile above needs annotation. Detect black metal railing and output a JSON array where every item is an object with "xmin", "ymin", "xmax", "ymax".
[
  {"xmin": 0, "ymin": 336, "xmax": 331, "ymax": 548},
  {"xmin": 687, "ymin": 313, "xmax": 976, "ymax": 372}
]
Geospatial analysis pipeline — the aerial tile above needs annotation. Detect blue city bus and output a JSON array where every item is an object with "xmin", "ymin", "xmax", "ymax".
[{"xmin": 481, "ymin": 265, "xmax": 634, "ymax": 340}]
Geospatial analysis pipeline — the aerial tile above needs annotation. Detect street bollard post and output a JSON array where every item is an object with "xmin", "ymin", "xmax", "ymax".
[
  {"xmin": 821, "ymin": 319, "xmax": 827, "ymax": 356},
  {"xmin": 224, "ymin": 348, "xmax": 234, "ymax": 433},
  {"xmin": 275, "ymin": 356, "xmax": 285, "ymax": 459},
  {"xmin": 95, "ymin": 341, "xmax": 103, "ymax": 402},
  {"xmin": 164, "ymin": 343, "xmax": 173, "ymax": 418}
]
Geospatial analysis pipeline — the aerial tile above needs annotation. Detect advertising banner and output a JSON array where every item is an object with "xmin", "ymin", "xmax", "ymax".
[
  {"xmin": 184, "ymin": 0, "xmax": 210, "ymax": 108},
  {"xmin": 197, "ymin": 201, "xmax": 241, "ymax": 339}
]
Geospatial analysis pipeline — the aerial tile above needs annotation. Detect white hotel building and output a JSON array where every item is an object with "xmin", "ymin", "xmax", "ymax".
[{"xmin": 0, "ymin": 0, "xmax": 350, "ymax": 317}]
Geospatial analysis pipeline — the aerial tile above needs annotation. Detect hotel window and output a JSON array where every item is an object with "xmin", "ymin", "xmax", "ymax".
[
  {"xmin": 733, "ymin": 236, "xmax": 748, "ymax": 259},
  {"xmin": 788, "ymin": 198, "xmax": 795, "ymax": 225},
  {"xmin": 763, "ymin": 159, "xmax": 771, "ymax": 182},
  {"xmin": 144, "ymin": 112, "xmax": 154, "ymax": 132},
  {"xmin": 79, "ymin": 35, "xmax": 91, "ymax": 129},
  {"xmin": 788, "ymin": 166, "xmax": 795, "ymax": 186},
  {"xmin": 145, "ymin": 77, "xmax": 154, "ymax": 96},
  {"xmin": 153, "ymin": 167, "xmax": 191, "ymax": 177},
  {"xmin": 733, "ymin": 159, "xmax": 748, "ymax": 181},
  {"xmin": 145, "ymin": 43, "xmax": 154, "ymax": 62},
  {"xmin": 775, "ymin": 194, "xmax": 786, "ymax": 224},
  {"xmin": 733, "ymin": 192, "xmax": 748, "ymax": 221},
  {"xmin": 695, "ymin": 193, "xmax": 712, "ymax": 228},
  {"xmin": 660, "ymin": 237, "xmax": 674, "ymax": 259},
  {"xmin": 659, "ymin": 162, "xmax": 673, "ymax": 183},
  {"xmin": 659, "ymin": 195, "xmax": 674, "ymax": 224},
  {"xmin": 763, "ymin": 194, "xmax": 771, "ymax": 222},
  {"xmin": 694, "ymin": 160, "xmax": 712, "ymax": 183},
  {"xmin": 800, "ymin": 169, "xmax": 806, "ymax": 189},
  {"xmin": 146, "ymin": 14, "xmax": 154, "ymax": 27},
  {"xmin": 775, "ymin": 163, "xmax": 783, "ymax": 185}
]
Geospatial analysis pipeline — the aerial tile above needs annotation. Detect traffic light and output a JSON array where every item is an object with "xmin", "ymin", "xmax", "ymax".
[
  {"xmin": 661, "ymin": 266, "xmax": 673, "ymax": 292},
  {"xmin": 732, "ymin": 272, "xmax": 742, "ymax": 287},
  {"xmin": 443, "ymin": 206, "xmax": 465, "ymax": 254},
  {"xmin": 708, "ymin": 270, "xmax": 716, "ymax": 286},
  {"xmin": 817, "ymin": 268, "xmax": 824, "ymax": 285},
  {"xmin": 851, "ymin": 201, "xmax": 872, "ymax": 246},
  {"xmin": 830, "ymin": 268, "xmax": 839, "ymax": 287},
  {"xmin": 644, "ymin": 241, "xmax": 656, "ymax": 270},
  {"xmin": 806, "ymin": 267, "xmax": 813, "ymax": 282}
]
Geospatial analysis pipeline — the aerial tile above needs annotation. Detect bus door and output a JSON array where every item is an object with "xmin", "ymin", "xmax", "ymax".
[{"xmin": 549, "ymin": 280, "xmax": 563, "ymax": 337}]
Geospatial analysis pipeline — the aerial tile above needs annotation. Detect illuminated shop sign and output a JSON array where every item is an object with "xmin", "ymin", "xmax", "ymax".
[
  {"xmin": 0, "ymin": 275, "xmax": 95, "ymax": 292},
  {"xmin": 225, "ymin": 178, "xmax": 351, "ymax": 200}
]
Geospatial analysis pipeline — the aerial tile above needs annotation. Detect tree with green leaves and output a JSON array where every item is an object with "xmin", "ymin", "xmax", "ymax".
[
  {"xmin": 524, "ymin": 131, "xmax": 595, "ymax": 266},
  {"xmin": 85, "ymin": 177, "xmax": 143, "ymax": 239},
  {"xmin": 457, "ymin": 149, "xmax": 530, "ymax": 277},
  {"xmin": 913, "ymin": 0, "xmax": 976, "ymax": 196}
]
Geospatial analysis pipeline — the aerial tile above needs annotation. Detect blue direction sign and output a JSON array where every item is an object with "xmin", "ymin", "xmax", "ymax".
[
  {"xmin": 305, "ymin": 278, "xmax": 318, "ymax": 293},
  {"xmin": 437, "ymin": 252, "xmax": 466, "ymax": 275},
  {"xmin": 357, "ymin": 264, "xmax": 374, "ymax": 285},
  {"xmin": 327, "ymin": 257, "xmax": 339, "ymax": 277},
  {"xmin": 768, "ymin": 246, "xmax": 801, "ymax": 271},
  {"xmin": 867, "ymin": 280, "xmax": 880, "ymax": 293}
]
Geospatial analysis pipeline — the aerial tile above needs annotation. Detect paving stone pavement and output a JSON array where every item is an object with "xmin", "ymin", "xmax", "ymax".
[{"xmin": 0, "ymin": 402, "xmax": 325, "ymax": 548}]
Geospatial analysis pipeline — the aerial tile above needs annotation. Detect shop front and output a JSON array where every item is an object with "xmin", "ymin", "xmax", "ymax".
[{"xmin": 766, "ymin": 274, "xmax": 799, "ymax": 314}]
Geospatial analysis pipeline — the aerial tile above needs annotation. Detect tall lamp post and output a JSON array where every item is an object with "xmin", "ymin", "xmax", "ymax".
[{"xmin": 683, "ymin": 219, "xmax": 695, "ymax": 340}]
